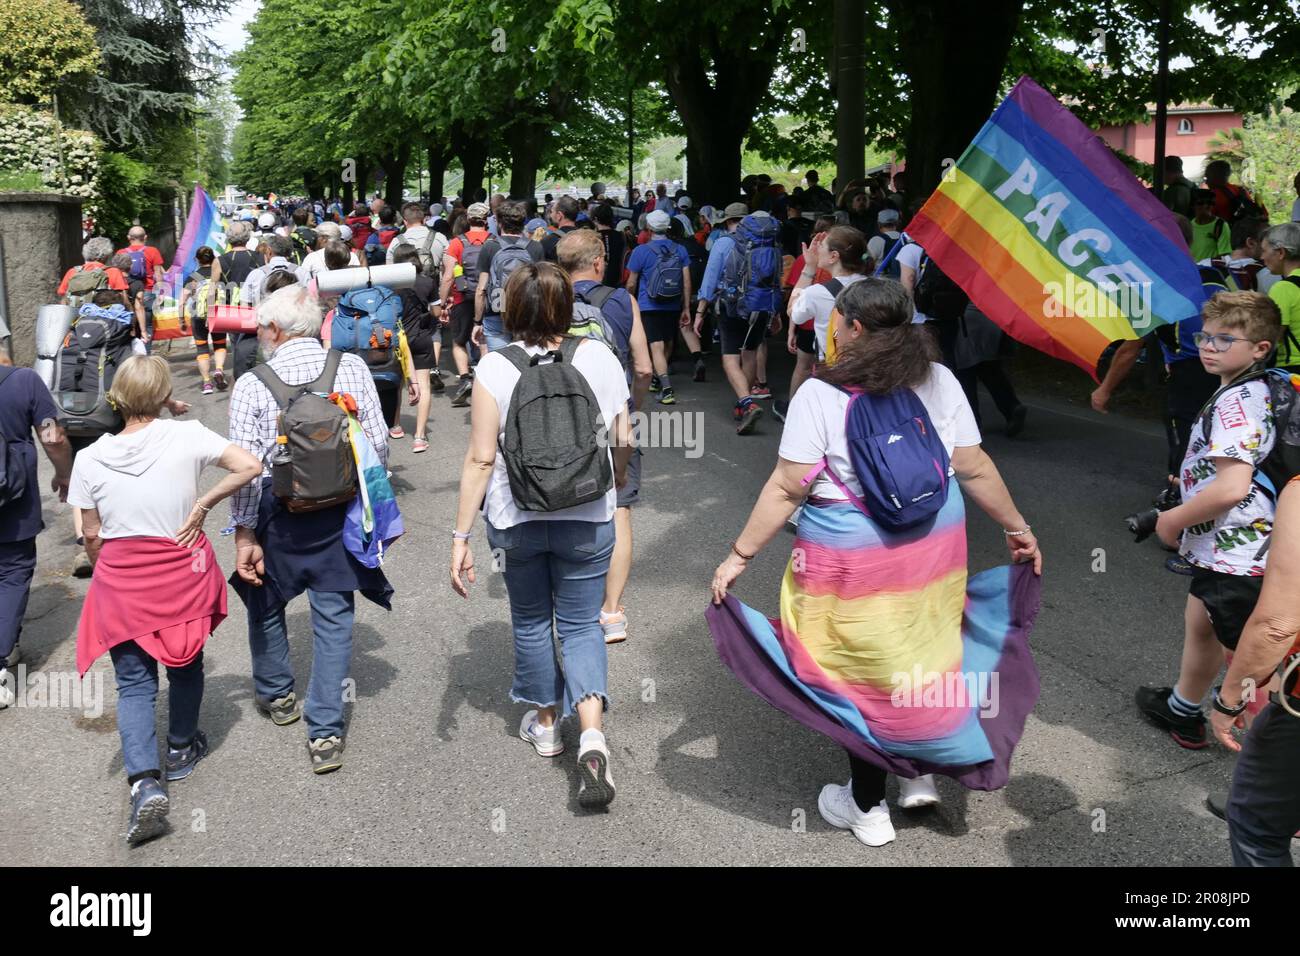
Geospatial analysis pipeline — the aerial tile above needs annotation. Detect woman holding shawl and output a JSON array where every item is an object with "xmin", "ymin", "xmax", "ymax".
[
  {"xmin": 69, "ymin": 356, "xmax": 261, "ymax": 846},
  {"xmin": 708, "ymin": 279, "xmax": 1043, "ymax": 848}
]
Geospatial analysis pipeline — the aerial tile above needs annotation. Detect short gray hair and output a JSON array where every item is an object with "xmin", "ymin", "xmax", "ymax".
[
  {"xmin": 316, "ymin": 221, "xmax": 342, "ymax": 240},
  {"xmin": 1263, "ymin": 223, "xmax": 1300, "ymax": 259},
  {"xmin": 83, "ymin": 237, "xmax": 114, "ymax": 263},
  {"xmin": 226, "ymin": 220, "xmax": 252, "ymax": 245},
  {"xmin": 256, "ymin": 284, "xmax": 322, "ymax": 339}
]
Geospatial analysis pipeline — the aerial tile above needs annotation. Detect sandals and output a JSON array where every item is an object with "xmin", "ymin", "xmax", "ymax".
[{"xmin": 412, "ymin": 438, "xmax": 429, "ymax": 453}]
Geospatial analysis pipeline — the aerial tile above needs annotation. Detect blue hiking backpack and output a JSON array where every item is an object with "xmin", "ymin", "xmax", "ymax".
[
  {"xmin": 643, "ymin": 240, "xmax": 684, "ymax": 305},
  {"xmin": 331, "ymin": 285, "xmax": 403, "ymax": 388},
  {"xmin": 125, "ymin": 247, "xmax": 149, "ymax": 282},
  {"xmin": 811, "ymin": 385, "xmax": 951, "ymax": 532},
  {"xmin": 720, "ymin": 214, "xmax": 781, "ymax": 313}
]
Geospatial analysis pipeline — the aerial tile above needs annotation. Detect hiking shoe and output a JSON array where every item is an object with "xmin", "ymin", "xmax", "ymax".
[
  {"xmin": 72, "ymin": 552, "xmax": 93, "ymax": 578},
  {"xmin": 201, "ymin": 381, "xmax": 215, "ymax": 395},
  {"xmin": 256, "ymin": 691, "xmax": 301, "ymax": 726},
  {"xmin": 519, "ymin": 710, "xmax": 564, "ymax": 757},
  {"xmin": 0, "ymin": 641, "xmax": 18, "ymax": 708},
  {"xmin": 897, "ymin": 773, "xmax": 941, "ymax": 809},
  {"xmin": 308, "ymin": 735, "xmax": 345, "ymax": 774},
  {"xmin": 736, "ymin": 403, "xmax": 763, "ymax": 435},
  {"xmin": 649, "ymin": 375, "xmax": 661, "ymax": 393},
  {"xmin": 1135, "ymin": 686, "xmax": 1209, "ymax": 749},
  {"xmin": 600, "ymin": 607, "xmax": 628, "ymax": 645},
  {"xmin": 212, "ymin": 368, "xmax": 227, "ymax": 391},
  {"xmin": 429, "ymin": 373, "xmax": 445, "ymax": 392},
  {"xmin": 659, "ymin": 387, "xmax": 677, "ymax": 406},
  {"xmin": 693, "ymin": 359, "xmax": 706, "ymax": 382},
  {"xmin": 1165, "ymin": 555, "xmax": 1196, "ymax": 576},
  {"xmin": 577, "ymin": 738, "xmax": 616, "ymax": 809},
  {"xmin": 450, "ymin": 379, "xmax": 473, "ymax": 407},
  {"xmin": 818, "ymin": 782, "xmax": 895, "ymax": 847},
  {"xmin": 127, "ymin": 778, "xmax": 169, "ymax": 846},
  {"xmin": 772, "ymin": 399, "xmax": 789, "ymax": 424},
  {"xmin": 1006, "ymin": 404, "xmax": 1027, "ymax": 438},
  {"xmin": 165, "ymin": 730, "xmax": 209, "ymax": 782},
  {"xmin": 750, "ymin": 382, "xmax": 772, "ymax": 400}
]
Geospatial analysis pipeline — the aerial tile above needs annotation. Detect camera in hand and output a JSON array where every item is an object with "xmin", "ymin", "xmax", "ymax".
[{"xmin": 1125, "ymin": 508, "xmax": 1160, "ymax": 543}]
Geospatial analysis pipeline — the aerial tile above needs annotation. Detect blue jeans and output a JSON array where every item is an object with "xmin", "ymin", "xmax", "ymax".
[
  {"xmin": 247, "ymin": 589, "xmax": 356, "ymax": 739},
  {"xmin": 1228, "ymin": 700, "xmax": 1300, "ymax": 866},
  {"xmin": 481, "ymin": 315, "xmax": 511, "ymax": 352},
  {"xmin": 486, "ymin": 519, "xmax": 614, "ymax": 717},
  {"xmin": 110, "ymin": 642, "xmax": 204, "ymax": 779}
]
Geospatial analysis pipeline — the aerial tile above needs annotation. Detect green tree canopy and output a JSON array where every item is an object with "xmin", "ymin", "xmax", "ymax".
[{"xmin": 0, "ymin": 0, "xmax": 100, "ymax": 105}]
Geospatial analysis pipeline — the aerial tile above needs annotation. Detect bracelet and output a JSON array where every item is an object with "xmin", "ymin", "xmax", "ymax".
[
  {"xmin": 1003, "ymin": 525, "xmax": 1031, "ymax": 537},
  {"xmin": 1212, "ymin": 685, "xmax": 1248, "ymax": 717},
  {"xmin": 195, "ymin": 503, "xmax": 210, "ymax": 514},
  {"xmin": 452, "ymin": 530, "xmax": 471, "ymax": 540},
  {"xmin": 731, "ymin": 541, "xmax": 755, "ymax": 561}
]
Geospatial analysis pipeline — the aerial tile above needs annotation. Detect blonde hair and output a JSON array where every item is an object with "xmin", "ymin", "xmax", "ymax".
[
  {"xmin": 556, "ymin": 229, "xmax": 604, "ymax": 274},
  {"xmin": 108, "ymin": 355, "xmax": 172, "ymax": 419},
  {"xmin": 1201, "ymin": 290, "xmax": 1283, "ymax": 346}
]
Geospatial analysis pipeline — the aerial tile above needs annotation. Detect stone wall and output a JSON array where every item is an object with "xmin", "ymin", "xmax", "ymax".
[{"xmin": 0, "ymin": 193, "xmax": 83, "ymax": 367}]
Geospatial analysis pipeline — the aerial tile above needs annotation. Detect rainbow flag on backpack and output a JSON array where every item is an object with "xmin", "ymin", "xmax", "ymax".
[
  {"xmin": 905, "ymin": 75, "xmax": 1208, "ymax": 379},
  {"xmin": 331, "ymin": 393, "xmax": 403, "ymax": 567}
]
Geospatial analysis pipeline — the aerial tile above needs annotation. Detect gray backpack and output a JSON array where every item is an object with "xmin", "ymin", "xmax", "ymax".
[
  {"xmin": 252, "ymin": 350, "xmax": 357, "ymax": 513},
  {"xmin": 486, "ymin": 236, "xmax": 535, "ymax": 314},
  {"xmin": 392, "ymin": 229, "xmax": 447, "ymax": 276},
  {"xmin": 500, "ymin": 336, "xmax": 612, "ymax": 512}
]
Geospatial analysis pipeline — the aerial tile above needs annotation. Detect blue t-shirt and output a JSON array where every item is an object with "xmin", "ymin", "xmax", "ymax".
[
  {"xmin": 626, "ymin": 237, "xmax": 690, "ymax": 312},
  {"xmin": 0, "ymin": 368, "xmax": 60, "ymax": 543}
]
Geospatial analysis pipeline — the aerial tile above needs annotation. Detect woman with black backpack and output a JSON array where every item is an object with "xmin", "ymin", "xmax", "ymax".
[
  {"xmin": 707, "ymin": 278, "xmax": 1042, "ymax": 850},
  {"xmin": 449, "ymin": 261, "xmax": 632, "ymax": 810}
]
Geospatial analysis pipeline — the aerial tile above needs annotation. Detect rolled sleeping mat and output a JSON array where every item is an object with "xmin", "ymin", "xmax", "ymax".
[
  {"xmin": 208, "ymin": 305, "xmax": 258, "ymax": 334},
  {"xmin": 311, "ymin": 263, "xmax": 417, "ymax": 296},
  {"xmin": 35, "ymin": 304, "xmax": 75, "ymax": 390}
]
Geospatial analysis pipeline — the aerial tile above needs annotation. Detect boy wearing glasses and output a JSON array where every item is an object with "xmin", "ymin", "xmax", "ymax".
[{"xmin": 1137, "ymin": 292, "xmax": 1285, "ymax": 748}]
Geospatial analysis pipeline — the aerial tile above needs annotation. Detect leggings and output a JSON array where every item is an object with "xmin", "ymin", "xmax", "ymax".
[
  {"xmin": 848, "ymin": 751, "xmax": 888, "ymax": 811},
  {"xmin": 379, "ymin": 387, "xmax": 399, "ymax": 428}
]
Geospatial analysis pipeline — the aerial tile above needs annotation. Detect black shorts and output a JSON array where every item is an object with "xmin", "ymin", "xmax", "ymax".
[
  {"xmin": 617, "ymin": 446, "xmax": 643, "ymax": 508},
  {"xmin": 794, "ymin": 326, "xmax": 817, "ymax": 355},
  {"xmin": 450, "ymin": 300, "xmax": 476, "ymax": 347},
  {"xmin": 406, "ymin": 329, "xmax": 436, "ymax": 370},
  {"xmin": 642, "ymin": 310, "xmax": 680, "ymax": 345},
  {"xmin": 719, "ymin": 309, "xmax": 769, "ymax": 355},
  {"xmin": 191, "ymin": 318, "xmax": 227, "ymax": 355},
  {"xmin": 1189, "ymin": 567, "xmax": 1265, "ymax": 651}
]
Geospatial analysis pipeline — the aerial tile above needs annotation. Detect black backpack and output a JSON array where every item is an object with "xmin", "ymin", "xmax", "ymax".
[
  {"xmin": 914, "ymin": 254, "xmax": 969, "ymax": 322},
  {"xmin": 499, "ymin": 336, "xmax": 612, "ymax": 512},
  {"xmin": 52, "ymin": 316, "xmax": 133, "ymax": 437},
  {"xmin": 1197, "ymin": 367, "xmax": 1300, "ymax": 503},
  {"xmin": 0, "ymin": 368, "xmax": 30, "ymax": 509}
]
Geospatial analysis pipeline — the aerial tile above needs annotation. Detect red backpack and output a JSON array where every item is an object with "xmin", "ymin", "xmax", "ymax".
[{"xmin": 345, "ymin": 215, "xmax": 373, "ymax": 250}]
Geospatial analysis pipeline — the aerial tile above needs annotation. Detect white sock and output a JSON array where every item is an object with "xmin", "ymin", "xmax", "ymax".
[{"xmin": 579, "ymin": 728, "xmax": 606, "ymax": 753}]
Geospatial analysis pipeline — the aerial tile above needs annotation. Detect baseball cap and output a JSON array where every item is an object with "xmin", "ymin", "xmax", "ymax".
[
  {"xmin": 698, "ymin": 204, "xmax": 715, "ymax": 224},
  {"xmin": 677, "ymin": 196, "xmax": 692, "ymax": 210},
  {"xmin": 467, "ymin": 201, "xmax": 491, "ymax": 220},
  {"xmin": 646, "ymin": 210, "xmax": 672, "ymax": 232},
  {"xmin": 877, "ymin": 208, "xmax": 900, "ymax": 224},
  {"xmin": 338, "ymin": 224, "xmax": 353, "ymax": 243},
  {"xmin": 712, "ymin": 201, "xmax": 749, "ymax": 224},
  {"xmin": 258, "ymin": 212, "xmax": 276, "ymax": 229},
  {"xmin": 525, "ymin": 217, "xmax": 547, "ymax": 234}
]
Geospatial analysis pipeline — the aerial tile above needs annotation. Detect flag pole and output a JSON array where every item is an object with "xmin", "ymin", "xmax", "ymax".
[{"xmin": 1152, "ymin": 0, "xmax": 1171, "ymax": 202}]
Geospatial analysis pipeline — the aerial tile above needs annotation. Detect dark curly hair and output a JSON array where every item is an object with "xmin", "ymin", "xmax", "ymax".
[{"xmin": 815, "ymin": 278, "xmax": 938, "ymax": 394}]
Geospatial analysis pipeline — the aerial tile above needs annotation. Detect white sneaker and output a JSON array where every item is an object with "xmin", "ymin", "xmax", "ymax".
[
  {"xmin": 0, "ymin": 668, "xmax": 13, "ymax": 709},
  {"xmin": 519, "ymin": 710, "xmax": 563, "ymax": 757},
  {"xmin": 818, "ymin": 782, "xmax": 896, "ymax": 847},
  {"xmin": 577, "ymin": 736, "xmax": 615, "ymax": 809},
  {"xmin": 897, "ymin": 773, "xmax": 941, "ymax": 809}
]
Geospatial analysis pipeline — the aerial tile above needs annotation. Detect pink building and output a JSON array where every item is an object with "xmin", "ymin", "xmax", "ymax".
[{"xmin": 1095, "ymin": 104, "xmax": 1243, "ymax": 178}]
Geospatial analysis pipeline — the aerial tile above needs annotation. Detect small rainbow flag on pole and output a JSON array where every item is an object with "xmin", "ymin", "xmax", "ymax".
[
  {"xmin": 162, "ymin": 184, "xmax": 226, "ymax": 294},
  {"xmin": 906, "ymin": 76, "xmax": 1208, "ymax": 379}
]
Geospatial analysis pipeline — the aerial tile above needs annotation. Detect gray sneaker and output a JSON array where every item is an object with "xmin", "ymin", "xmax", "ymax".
[
  {"xmin": 577, "ymin": 740, "xmax": 615, "ymax": 809},
  {"xmin": 308, "ymin": 735, "xmax": 345, "ymax": 774},
  {"xmin": 127, "ymin": 777, "xmax": 169, "ymax": 846},
  {"xmin": 256, "ymin": 691, "xmax": 302, "ymax": 726}
]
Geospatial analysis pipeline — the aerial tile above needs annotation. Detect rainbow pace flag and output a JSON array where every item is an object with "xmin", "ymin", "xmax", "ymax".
[
  {"xmin": 162, "ymin": 184, "xmax": 226, "ymax": 297},
  {"xmin": 906, "ymin": 75, "xmax": 1208, "ymax": 379}
]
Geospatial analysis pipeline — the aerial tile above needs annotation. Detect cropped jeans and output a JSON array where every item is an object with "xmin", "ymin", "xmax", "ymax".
[{"xmin": 485, "ymin": 518, "xmax": 615, "ymax": 718}]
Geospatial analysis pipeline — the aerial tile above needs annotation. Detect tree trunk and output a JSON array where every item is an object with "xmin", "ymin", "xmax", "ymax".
[
  {"xmin": 427, "ymin": 143, "xmax": 449, "ymax": 203},
  {"xmin": 892, "ymin": 0, "xmax": 1022, "ymax": 203},
  {"xmin": 342, "ymin": 175, "xmax": 355, "ymax": 210},
  {"xmin": 506, "ymin": 120, "xmax": 548, "ymax": 201},
  {"xmin": 380, "ymin": 145, "xmax": 410, "ymax": 208},
  {"xmin": 455, "ymin": 129, "xmax": 489, "ymax": 201}
]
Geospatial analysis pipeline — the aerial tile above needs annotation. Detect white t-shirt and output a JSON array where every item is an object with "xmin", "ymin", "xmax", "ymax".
[
  {"xmin": 895, "ymin": 240, "xmax": 930, "ymax": 323},
  {"xmin": 790, "ymin": 273, "xmax": 867, "ymax": 359},
  {"xmin": 296, "ymin": 247, "xmax": 360, "ymax": 284},
  {"xmin": 67, "ymin": 419, "xmax": 232, "ymax": 540},
  {"xmin": 1179, "ymin": 379, "xmax": 1276, "ymax": 575},
  {"xmin": 476, "ymin": 339, "xmax": 631, "ymax": 529},
  {"xmin": 779, "ymin": 365, "xmax": 981, "ymax": 500}
]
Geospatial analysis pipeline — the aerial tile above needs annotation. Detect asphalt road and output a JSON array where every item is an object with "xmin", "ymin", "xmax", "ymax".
[{"xmin": 1, "ymin": 341, "xmax": 1245, "ymax": 866}]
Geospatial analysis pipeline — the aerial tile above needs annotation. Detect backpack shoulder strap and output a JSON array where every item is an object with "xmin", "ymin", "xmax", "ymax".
[
  {"xmin": 821, "ymin": 277, "xmax": 844, "ymax": 298},
  {"xmin": 578, "ymin": 284, "xmax": 616, "ymax": 310},
  {"xmin": 308, "ymin": 349, "xmax": 345, "ymax": 394},
  {"xmin": 500, "ymin": 344, "xmax": 532, "ymax": 375},
  {"xmin": 558, "ymin": 335, "xmax": 584, "ymax": 363},
  {"xmin": 1283, "ymin": 275, "xmax": 1300, "ymax": 289},
  {"xmin": 249, "ymin": 362, "xmax": 303, "ymax": 410}
]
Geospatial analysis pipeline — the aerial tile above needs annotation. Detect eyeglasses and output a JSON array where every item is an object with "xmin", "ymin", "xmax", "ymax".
[{"xmin": 1192, "ymin": 331, "xmax": 1258, "ymax": 352}]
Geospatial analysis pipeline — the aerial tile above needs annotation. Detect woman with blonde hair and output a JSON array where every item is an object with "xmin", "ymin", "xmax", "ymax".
[{"xmin": 69, "ymin": 355, "xmax": 261, "ymax": 845}]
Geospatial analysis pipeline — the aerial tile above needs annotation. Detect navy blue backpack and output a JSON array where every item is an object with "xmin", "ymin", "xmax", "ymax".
[
  {"xmin": 804, "ymin": 385, "xmax": 951, "ymax": 531},
  {"xmin": 643, "ymin": 241, "xmax": 684, "ymax": 305},
  {"xmin": 331, "ymin": 285, "xmax": 403, "ymax": 388}
]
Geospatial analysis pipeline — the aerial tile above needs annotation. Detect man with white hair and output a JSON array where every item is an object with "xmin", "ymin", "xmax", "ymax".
[
  {"xmin": 296, "ymin": 221, "xmax": 359, "ymax": 283},
  {"xmin": 227, "ymin": 285, "xmax": 392, "ymax": 774}
]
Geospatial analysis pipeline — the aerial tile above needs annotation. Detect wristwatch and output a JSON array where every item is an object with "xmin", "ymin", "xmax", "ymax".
[{"xmin": 1212, "ymin": 685, "xmax": 1247, "ymax": 717}]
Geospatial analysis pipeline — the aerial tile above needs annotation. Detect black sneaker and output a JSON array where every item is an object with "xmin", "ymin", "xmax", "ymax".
[
  {"xmin": 736, "ymin": 403, "xmax": 763, "ymax": 435},
  {"xmin": 1165, "ymin": 555, "xmax": 1196, "ymax": 576},
  {"xmin": 256, "ymin": 691, "xmax": 301, "ymax": 726},
  {"xmin": 649, "ymin": 374, "xmax": 662, "ymax": 393},
  {"xmin": 429, "ymin": 373, "xmax": 445, "ymax": 392},
  {"xmin": 165, "ymin": 730, "xmax": 209, "ymax": 782},
  {"xmin": 1006, "ymin": 404, "xmax": 1027, "ymax": 438},
  {"xmin": 772, "ymin": 399, "xmax": 789, "ymax": 424},
  {"xmin": 1135, "ymin": 686, "xmax": 1209, "ymax": 749},
  {"xmin": 127, "ymin": 777, "xmax": 169, "ymax": 845},
  {"xmin": 1206, "ymin": 790, "xmax": 1228, "ymax": 821},
  {"xmin": 692, "ymin": 359, "xmax": 706, "ymax": 383},
  {"xmin": 450, "ymin": 378, "xmax": 473, "ymax": 408},
  {"xmin": 308, "ymin": 735, "xmax": 345, "ymax": 774}
]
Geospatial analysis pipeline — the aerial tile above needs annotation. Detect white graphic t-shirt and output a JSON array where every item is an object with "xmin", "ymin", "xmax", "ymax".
[{"xmin": 1179, "ymin": 380, "xmax": 1276, "ymax": 575}]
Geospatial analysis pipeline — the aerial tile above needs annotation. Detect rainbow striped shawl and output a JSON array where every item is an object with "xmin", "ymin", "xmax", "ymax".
[
  {"xmin": 706, "ymin": 494, "xmax": 1041, "ymax": 790},
  {"xmin": 332, "ymin": 395, "xmax": 403, "ymax": 567}
]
